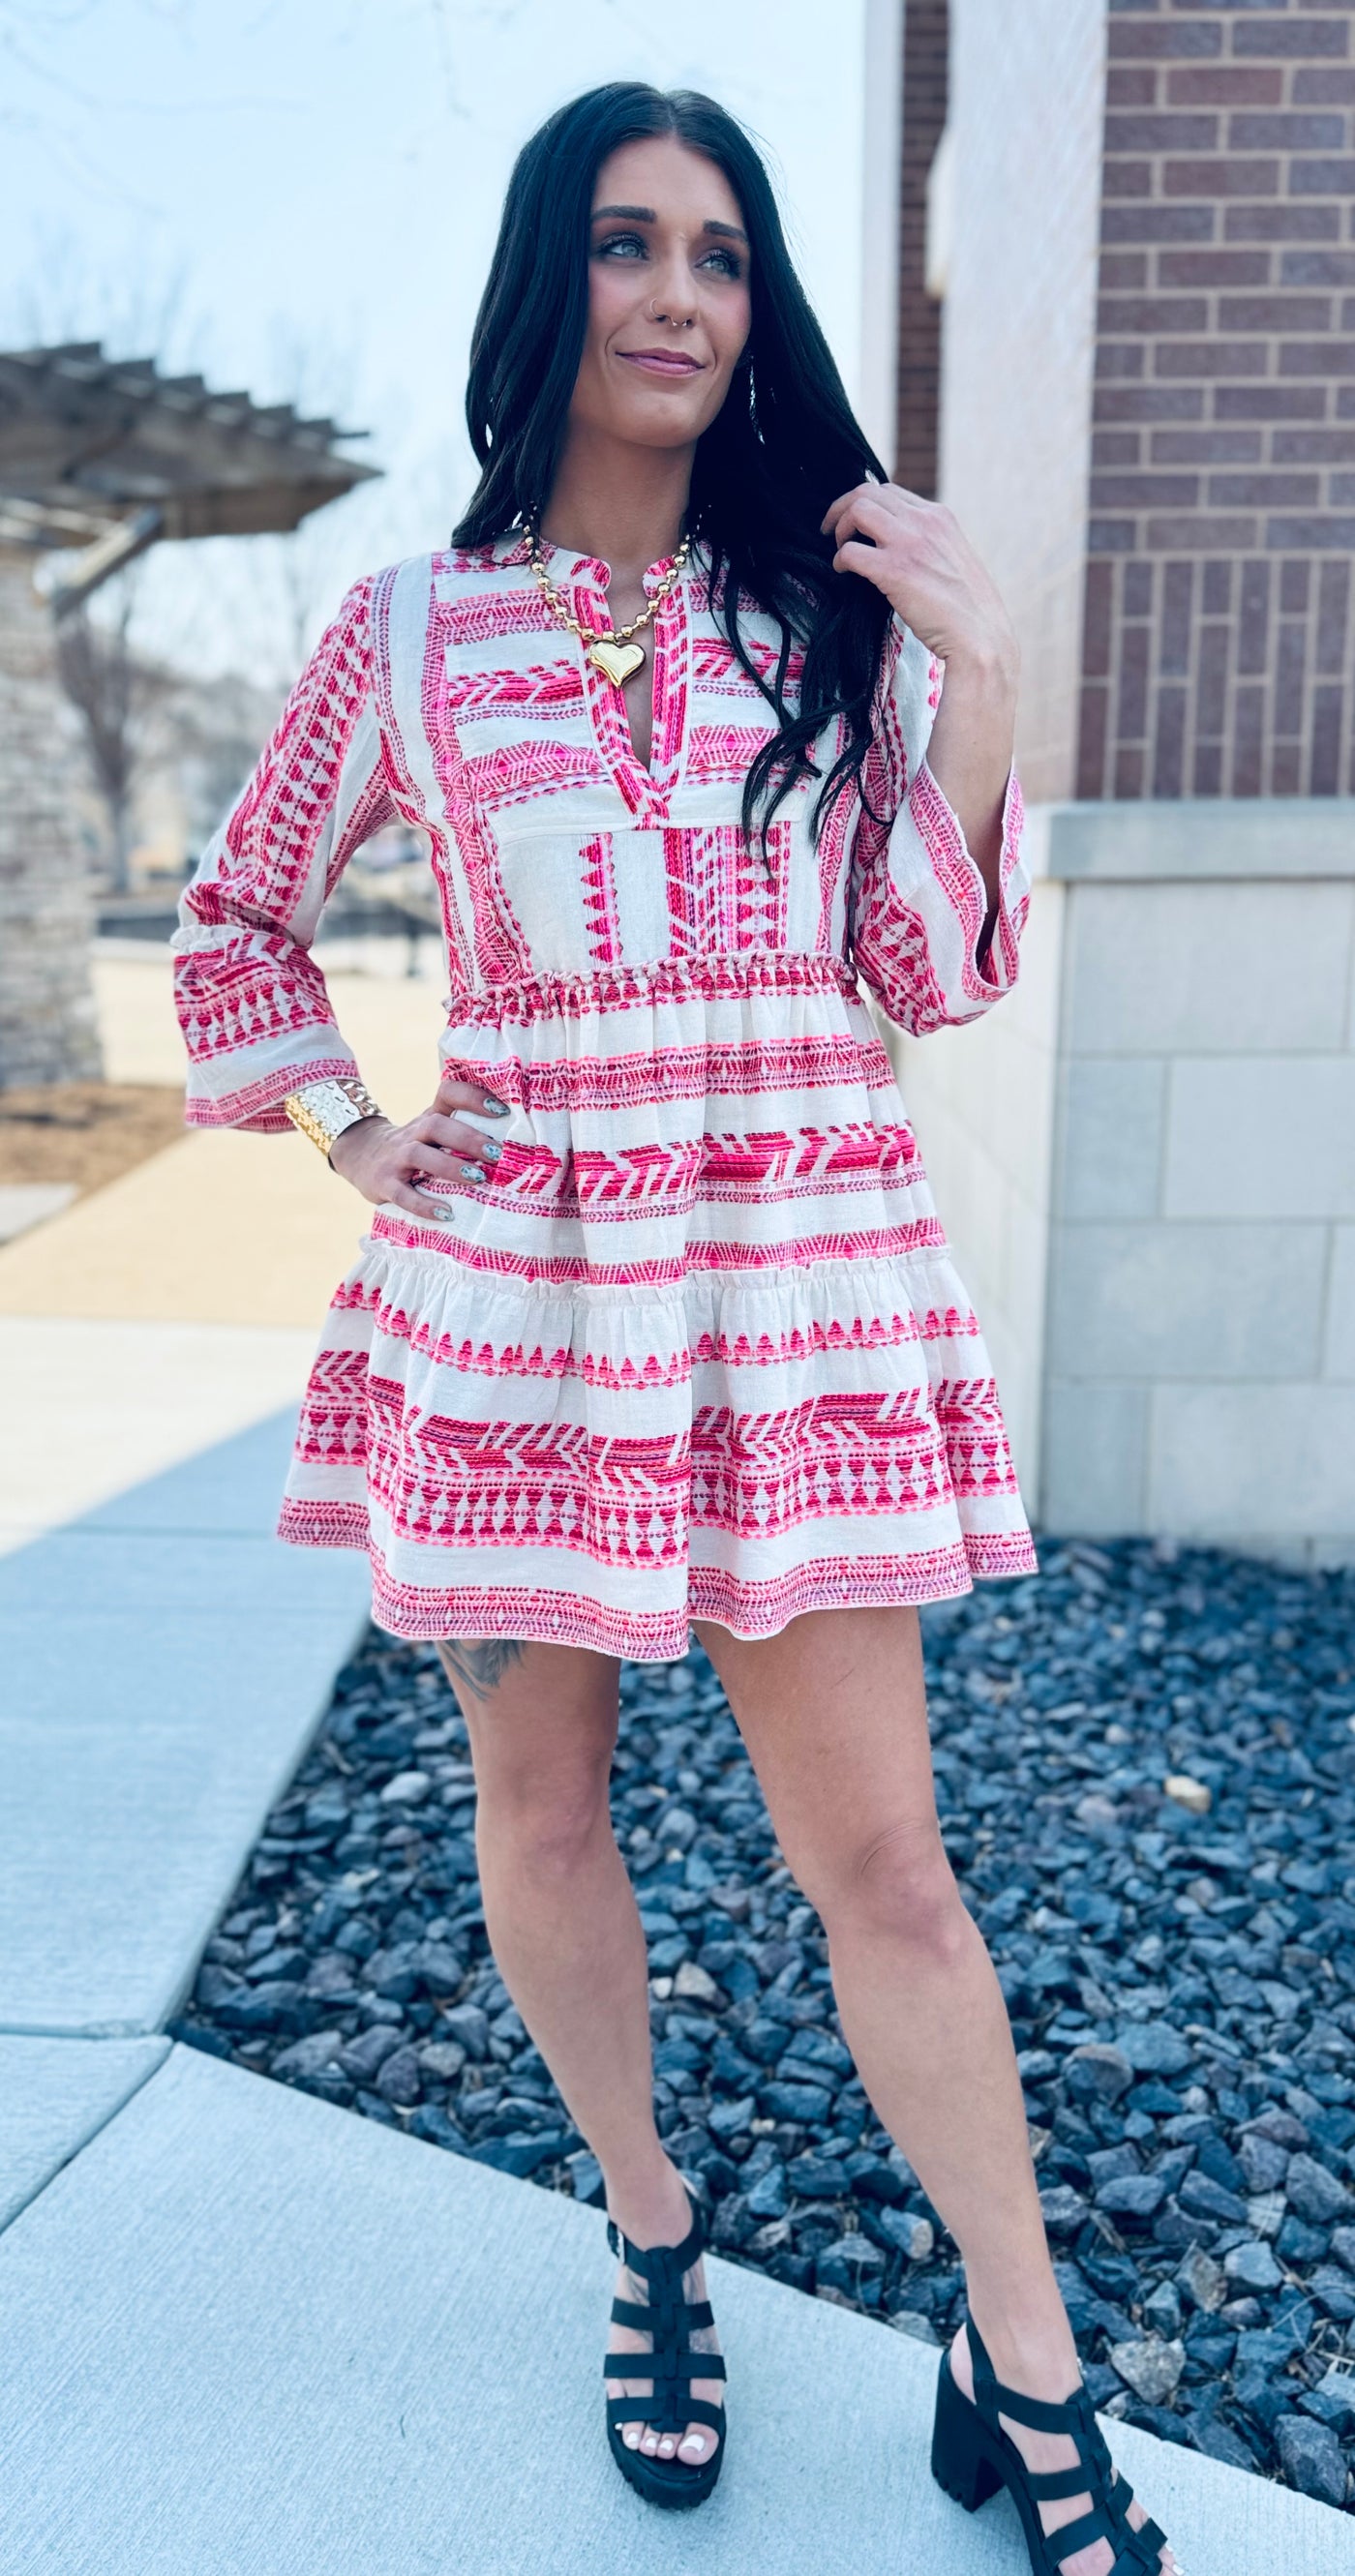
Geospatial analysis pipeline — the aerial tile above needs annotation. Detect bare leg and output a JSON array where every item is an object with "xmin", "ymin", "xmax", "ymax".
[
  {"xmin": 692, "ymin": 1607, "xmax": 1178, "ymax": 2576},
  {"xmin": 436, "ymin": 1638, "xmax": 723, "ymax": 2468}
]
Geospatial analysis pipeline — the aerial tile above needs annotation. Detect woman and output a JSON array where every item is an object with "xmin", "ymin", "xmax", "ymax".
[{"xmin": 174, "ymin": 82, "xmax": 1180, "ymax": 2576}]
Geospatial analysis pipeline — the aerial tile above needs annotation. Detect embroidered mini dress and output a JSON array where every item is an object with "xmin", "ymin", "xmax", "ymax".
[{"xmin": 173, "ymin": 535, "xmax": 1039, "ymax": 1662}]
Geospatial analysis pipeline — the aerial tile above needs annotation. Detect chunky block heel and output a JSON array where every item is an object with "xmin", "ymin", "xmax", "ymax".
[
  {"xmin": 603, "ymin": 2189, "xmax": 726, "ymax": 2511},
  {"xmin": 930, "ymin": 2350, "xmax": 1003, "ymax": 2512},
  {"xmin": 929, "ymin": 2319, "xmax": 1181, "ymax": 2575}
]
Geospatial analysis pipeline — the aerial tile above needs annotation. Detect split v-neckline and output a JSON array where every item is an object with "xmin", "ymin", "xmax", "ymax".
[
  {"xmin": 570, "ymin": 557, "xmax": 691, "ymax": 819},
  {"xmin": 498, "ymin": 530, "xmax": 694, "ymax": 817}
]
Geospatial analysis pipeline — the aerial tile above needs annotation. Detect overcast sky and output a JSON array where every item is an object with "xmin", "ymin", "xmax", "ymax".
[{"xmin": 0, "ymin": 0, "xmax": 871, "ymax": 684}]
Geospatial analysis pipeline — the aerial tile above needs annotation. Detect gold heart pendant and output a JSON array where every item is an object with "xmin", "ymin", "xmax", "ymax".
[{"xmin": 588, "ymin": 638, "xmax": 646, "ymax": 687}]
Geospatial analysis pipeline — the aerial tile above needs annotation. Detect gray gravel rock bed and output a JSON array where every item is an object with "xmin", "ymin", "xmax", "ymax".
[{"xmin": 175, "ymin": 1535, "xmax": 1355, "ymax": 2508}]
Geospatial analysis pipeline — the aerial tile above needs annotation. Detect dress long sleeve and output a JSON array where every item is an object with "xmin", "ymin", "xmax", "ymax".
[
  {"xmin": 848, "ymin": 619, "xmax": 1030, "ymax": 1038},
  {"xmin": 172, "ymin": 573, "xmax": 395, "ymax": 1131}
]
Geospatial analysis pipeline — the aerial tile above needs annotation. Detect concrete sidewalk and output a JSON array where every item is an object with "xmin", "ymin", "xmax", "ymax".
[
  {"xmin": 0, "ymin": 944, "xmax": 1349, "ymax": 2569},
  {"xmin": 0, "ymin": 1316, "xmax": 322, "ymax": 1550},
  {"xmin": 0, "ymin": 1411, "xmax": 369, "ymax": 2034},
  {"xmin": 1, "ymin": 2042, "xmax": 1344, "ymax": 2576}
]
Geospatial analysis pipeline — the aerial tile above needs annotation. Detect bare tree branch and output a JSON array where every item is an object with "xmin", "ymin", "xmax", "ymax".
[{"xmin": 53, "ymin": 575, "xmax": 172, "ymax": 893}]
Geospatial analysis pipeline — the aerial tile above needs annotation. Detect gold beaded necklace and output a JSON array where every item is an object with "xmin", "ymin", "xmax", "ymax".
[{"xmin": 523, "ymin": 522, "xmax": 692, "ymax": 689}]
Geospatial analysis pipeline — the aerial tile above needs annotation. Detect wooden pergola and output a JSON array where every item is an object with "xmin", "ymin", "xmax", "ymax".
[
  {"xmin": 0, "ymin": 342, "xmax": 380, "ymax": 612},
  {"xmin": 0, "ymin": 344, "xmax": 381, "ymax": 1088}
]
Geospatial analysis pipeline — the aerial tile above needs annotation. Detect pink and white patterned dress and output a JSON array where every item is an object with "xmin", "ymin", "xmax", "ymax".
[{"xmin": 174, "ymin": 533, "xmax": 1038, "ymax": 1661}]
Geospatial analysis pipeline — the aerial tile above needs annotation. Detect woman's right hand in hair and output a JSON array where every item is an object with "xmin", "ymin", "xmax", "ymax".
[{"xmin": 327, "ymin": 1074, "xmax": 511, "ymax": 1217}]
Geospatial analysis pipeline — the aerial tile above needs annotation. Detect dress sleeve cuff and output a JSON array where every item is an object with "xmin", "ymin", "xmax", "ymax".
[
  {"xmin": 906, "ymin": 758, "xmax": 1027, "ymax": 1003},
  {"xmin": 182, "ymin": 1047, "xmax": 361, "ymax": 1134}
]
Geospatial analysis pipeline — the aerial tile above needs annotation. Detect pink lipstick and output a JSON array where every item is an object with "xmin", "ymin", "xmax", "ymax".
[{"xmin": 618, "ymin": 349, "xmax": 704, "ymax": 376}]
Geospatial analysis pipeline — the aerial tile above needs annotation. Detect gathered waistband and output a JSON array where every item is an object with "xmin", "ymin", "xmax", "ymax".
[{"xmin": 443, "ymin": 950, "xmax": 862, "ymax": 1028}]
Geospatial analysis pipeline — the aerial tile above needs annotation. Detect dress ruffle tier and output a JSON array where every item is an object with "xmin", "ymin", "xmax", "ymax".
[
  {"xmin": 276, "ymin": 961, "xmax": 1037, "ymax": 1661},
  {"xmin": 279, "ymin": 1228, "xmax": 1035, "ymax": 1661}
]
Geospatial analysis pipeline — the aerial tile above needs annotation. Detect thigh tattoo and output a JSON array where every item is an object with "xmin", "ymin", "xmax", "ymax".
[{"xmin": 435, "ymin": 1637, "xmax": 527, "ymax": 1702}]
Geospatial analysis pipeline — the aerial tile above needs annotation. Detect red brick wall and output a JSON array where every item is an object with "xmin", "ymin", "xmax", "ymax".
[
  {"xmin": 1078, "ymin": 0, "xmax": 1355, "ymax": 798},
  {"xmin": 894, "ymin": 0, "xmax": 949, "ymax": 496}
]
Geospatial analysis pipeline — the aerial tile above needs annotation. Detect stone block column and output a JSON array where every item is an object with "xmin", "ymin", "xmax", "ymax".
[{"xmin": 0, "ymin": 553, "xmax": 104, "ymax": 1088}]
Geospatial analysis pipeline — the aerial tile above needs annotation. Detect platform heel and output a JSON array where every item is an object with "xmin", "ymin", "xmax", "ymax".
[{"xmin": 928, "ymin": 2318, "xmax": 1182, "ymax": 2575}]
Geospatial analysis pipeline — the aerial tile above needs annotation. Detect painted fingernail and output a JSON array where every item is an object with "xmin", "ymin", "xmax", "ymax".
[
  {"xmin": 464, "ymin": 1163, "xmax": 487, "ymax": 1182},
  {"xmin": 481, "ymin": 1139, "xmax": 502, "ymax": 1163},
  {"xmin": 482, "ymin": 1093, "xmax": 510, "ymax": 1115}
]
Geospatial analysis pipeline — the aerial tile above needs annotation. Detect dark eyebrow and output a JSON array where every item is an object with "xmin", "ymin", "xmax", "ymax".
[{"xmin": 590, "ymin": 202, "xmax": 749, "ymax": 246}]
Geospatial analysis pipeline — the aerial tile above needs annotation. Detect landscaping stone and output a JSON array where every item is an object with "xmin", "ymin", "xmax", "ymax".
[
  {"xmin": 1276, "ymin": 2413, "xmax": 1349, "ymax": 2508},
  {"xmin": 1315, "ymin": 2367, "xmax": 1355, "ymax": 2427},
  {"xmin": 1225, "ymin": 2241, "xmax": 1284, "ymax": 2294},
  {"xmin": 1143, "ymin": 2280, "xmax": 1183, "ymax": 2340},
  {"xmin": 1239, "ymin": 2133, "xmax": 1292, "ymax": 2194},
  {"xmin": 1287, "ymin": 2154, "xmax": 1352, "ymax": 2229},
  {"xmin": 1097, "ymin": 2172, "xmax": 1169, "ymax": 2222},
  {"xmin": 1067, "ymin": 2043, "xmax": 1134, "ymax": 2103},
  {"xmin": 1179, "ymin": 2248, "xmax": 1228, "ymax": 2314},
  {"xmin": 1110, "ymin": 2336, "xmax": 1186, "ymax": 2407},
  {"xmin": 271, "ymin": 2031, "xmax": 346, "ymax": 2082},
  {"xmin": 174, "ymin": 1534, "xmax": 1355, "ymax": 2508},
  {"xmin": 1117, "ymin": 2024, "xmax": 1195, "ymax": 2080}
]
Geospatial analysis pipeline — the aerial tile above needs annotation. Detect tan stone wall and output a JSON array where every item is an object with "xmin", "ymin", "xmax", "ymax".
[
  {"xmin": 0, "ymin": 554, "xmax": 104, "ymax": 1088},
  {"xmin": 1081, "ymin": 0, "xmax": 1355, "ymax": 797},
  {"xmin": 936, "ymin": 0, "xmax": 1107, "ymax": 800},
  {"xmin": 1039, "ymin": 801, "xmax": 1355, "ymax": 1568}
]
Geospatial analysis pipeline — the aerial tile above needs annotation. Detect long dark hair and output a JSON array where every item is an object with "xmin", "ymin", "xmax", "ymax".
[{"xmin": 452, "ymin": 82, "xmax": 894, "ymax": 850}]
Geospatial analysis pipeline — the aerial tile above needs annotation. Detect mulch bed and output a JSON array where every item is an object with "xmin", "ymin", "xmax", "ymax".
[{"xmin": 0, "ymin": 1083, "xmax": 188, "ymax": 1199}]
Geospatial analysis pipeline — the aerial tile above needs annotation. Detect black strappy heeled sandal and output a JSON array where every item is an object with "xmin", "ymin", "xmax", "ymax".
[
  {"xmin": 603, "ymin": 2189, "xmax": 726, "ymax": 2510},
  {"xmin": 931, "ymin": 2315, "xmax": 1178, "ymax": 2574}
]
